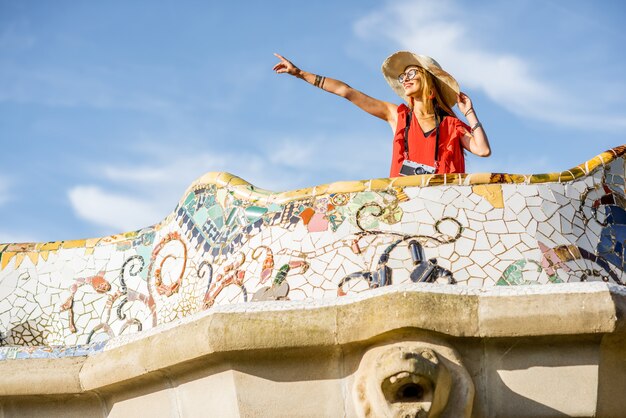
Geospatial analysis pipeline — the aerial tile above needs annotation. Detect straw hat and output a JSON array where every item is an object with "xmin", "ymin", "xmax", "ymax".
[{"xmin": 381, "ymin": 51, "xmax": 460, "ymax": 108}]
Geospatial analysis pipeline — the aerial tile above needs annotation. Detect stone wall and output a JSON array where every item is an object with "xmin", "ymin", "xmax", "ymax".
[
  {"xmin": 1, "ymin": 283, "xmax": 625, "ymax": 417},
  {"xmin": 1, "ymin": 145, "xmax": 626, "ymax": 416}
]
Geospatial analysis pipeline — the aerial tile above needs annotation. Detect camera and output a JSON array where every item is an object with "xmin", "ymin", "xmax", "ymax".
[{"xmin": 399, "ymin": 159, "xmax": 435, "ymax": 176}]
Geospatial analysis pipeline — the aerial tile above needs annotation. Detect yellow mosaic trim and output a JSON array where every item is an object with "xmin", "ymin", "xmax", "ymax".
[
  {"xmin": 182, "ymin": 145, "xmax": 626, "ymax": 206},
  {"xmin": 0, "ymin": 231, "xmax": 145, "ymax": 267}
]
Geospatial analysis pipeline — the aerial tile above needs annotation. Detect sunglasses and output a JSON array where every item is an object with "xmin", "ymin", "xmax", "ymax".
[{"xmin": 397, "ymin": 68, "xmax": 421, "ymax": 84}]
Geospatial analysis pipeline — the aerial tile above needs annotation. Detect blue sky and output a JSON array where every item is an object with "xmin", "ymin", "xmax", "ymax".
[{"xmin": 1, "ymin": 0, "xmax": 625, "ymax": 243}]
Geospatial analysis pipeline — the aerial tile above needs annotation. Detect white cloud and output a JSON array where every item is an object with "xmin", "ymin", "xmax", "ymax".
[
  {"xmin": 67, "ymin": 133, "xmax": 390, "ymax": 233},
  {"xmin": 268, "ymin": 139, "xmax": 315, "ymax": 168},
  {"xmin": 101, "ymin": 166, "xmax": 170, "ymax": 183},
  {"xmin": 67, "ymin": 154, "xmax": 284, "ymax": 233},
  {"xmin": 354, "ymin": 0, "xmax": 626, "ymax": 130},
  {"xmin": 67, "ymin": 186, "xmax": 164, "ymax": 233}
]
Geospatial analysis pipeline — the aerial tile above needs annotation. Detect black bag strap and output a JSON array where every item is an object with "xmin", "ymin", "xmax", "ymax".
[
  {"xmin": 434, "ymin": 115, "xmax": 440, "ymax": 165},
  {"xmin": 403, "ymin": 108, "xmax": 441, "ymax": 166},
  {"xmin": 403, "ymin": 110, "xmax": 412, "ymax": 159}
]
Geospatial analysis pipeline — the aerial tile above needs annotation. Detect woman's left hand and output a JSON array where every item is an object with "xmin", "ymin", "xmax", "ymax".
[
  {"xmin": 457, "ymin": 92, "xmax": 473, "ymax": 117},
  {"xmin": 458, "ymin": 91, "xmax": 491, "ymax": 157}
]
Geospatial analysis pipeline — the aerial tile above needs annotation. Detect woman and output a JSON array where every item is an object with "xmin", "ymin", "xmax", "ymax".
[{"xmin": 273, "ymin": 51, "xmax": 491, "ymax": 176}]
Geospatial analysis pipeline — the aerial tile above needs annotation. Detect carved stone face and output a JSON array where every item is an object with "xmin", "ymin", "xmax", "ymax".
[
  {"xmin": 352, "ymin": 340, "xmax": 474, "ymax": 418},
  {"xmin": 375, "ymin": 347, "xmax": 449, "ymax": 417}
]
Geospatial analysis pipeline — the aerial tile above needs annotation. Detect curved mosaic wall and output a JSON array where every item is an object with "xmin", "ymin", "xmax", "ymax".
[{"xmin": 1, "ymin": 145, "xmax": 625, "ymax": 348}]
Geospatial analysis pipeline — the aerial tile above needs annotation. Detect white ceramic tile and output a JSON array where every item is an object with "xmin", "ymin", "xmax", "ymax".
[
  {"xmin": 484, "ymin": 265, "xmax": 503, "ymax": 279},
  {"xmin": 417, "ymin": 187, "xmax": 444, "ymax": 202},
  {"xmin": 472, "ymin": 250, "xmax": 495, "ymax": 268},
  {"xmin": 474, "ymin": 230, "xmax": 490, "ymax": 250},
  {"xmin": 519, "ymin": 186, "xmax": 539, "ymax": 197},
  {"xmin": 468, "ymin": 193, "xmax": 483, "ymax": 204},
  {"xmin": 442, "ymin": 204, "xmax": 459, "ymax": 219},
  {"xmin": 455, "ymin": 239, "xmax": 474, "ymax": 257},
  {"xmin": 454, "ymin": 195, "xmax": 477, "ymax": 210},
  {"xmin": 586, "ymin": 219, "xmax": 603, "ymax": 240},
  {"xmin": 576, "ymin": 235, "xmax": 596, "ymax": 253},
  {"xmin": 507, "ymin": 193, "xmax": 527, "ymax": 214},
  {"xmin": 437, "ymin": 243, "xmax": 455, "ymax": 259},
  {"xmin": 502, "ymin": 207, "xmax": 517, "ymax": 222},
  {"xmin": 484, "ymin": 220, "xmax": 508, "ymax": 234},
  {"xmin": 443, "ymin": 186, "xmax": 462, "ymax": 200},
  {"xmin": 474, "ymin": 198, "xmax": 495, "ymax": 215},
  {"xmin": 547, "ymin": 214, "xmax": 562, "ymax": 236},
  {"xmin": 467, "ymin": 263, "xmax": 485, "ymax": 278},
  {"xmin": 490, "ymin": 242, "xmax": 507, "ymax": 256}
]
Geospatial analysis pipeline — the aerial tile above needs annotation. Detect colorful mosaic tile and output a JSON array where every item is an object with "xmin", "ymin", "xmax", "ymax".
[{"xmin": 1, "ymin": 145, "xmax": 626, "ymax": 351}]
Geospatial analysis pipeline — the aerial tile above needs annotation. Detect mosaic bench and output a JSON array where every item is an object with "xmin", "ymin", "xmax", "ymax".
[{"xmin": 1, "ymin": 145, "xmax": 625, "ymax": 352}]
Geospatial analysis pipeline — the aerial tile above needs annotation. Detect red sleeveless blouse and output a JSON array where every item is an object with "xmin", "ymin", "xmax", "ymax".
[{"xmin": 390, "ymin": 104, "xmax": 468, "ymax": 177}]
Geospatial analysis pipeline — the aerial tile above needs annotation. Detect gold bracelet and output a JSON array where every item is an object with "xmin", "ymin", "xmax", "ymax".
[
  {"xmin": 464, "ymin": 108, "xmax": 474, "ymax": 117},
  {"xmin": 313, "ymin": 75, "xmax": 322, "ymax": 87}
]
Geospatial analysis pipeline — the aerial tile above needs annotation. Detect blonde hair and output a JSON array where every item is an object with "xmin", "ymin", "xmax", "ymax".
[{"xmin": 411, "ymin": 67, "xmax": 455, "ymax": 119}]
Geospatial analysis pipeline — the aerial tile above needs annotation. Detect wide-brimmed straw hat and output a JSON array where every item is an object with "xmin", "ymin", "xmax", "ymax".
[{"xmin": 381, "ymin": 51, "xmax": 460, "ymax": 108}]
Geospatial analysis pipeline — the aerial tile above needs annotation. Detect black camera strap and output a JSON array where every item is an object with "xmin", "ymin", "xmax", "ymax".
[{"xmin": 403, "ymin": 109, "xmax": 440, "ymax": 166}]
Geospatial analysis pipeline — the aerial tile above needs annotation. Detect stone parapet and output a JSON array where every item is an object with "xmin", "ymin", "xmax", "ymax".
[{"xmin": 0, "ymin": 283, "xmax": 624, "ymax": 417}]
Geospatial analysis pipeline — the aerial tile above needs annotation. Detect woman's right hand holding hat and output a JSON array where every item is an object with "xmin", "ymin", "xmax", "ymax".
[{"xmin": 457, "ymin": 92, "xmax": 473, "ymax": 117}]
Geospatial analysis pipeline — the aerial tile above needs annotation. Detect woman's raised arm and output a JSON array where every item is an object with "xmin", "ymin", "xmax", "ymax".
[{"xmin": 273, "ymin": 53, "xmax": 398, "ymax": 130}]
